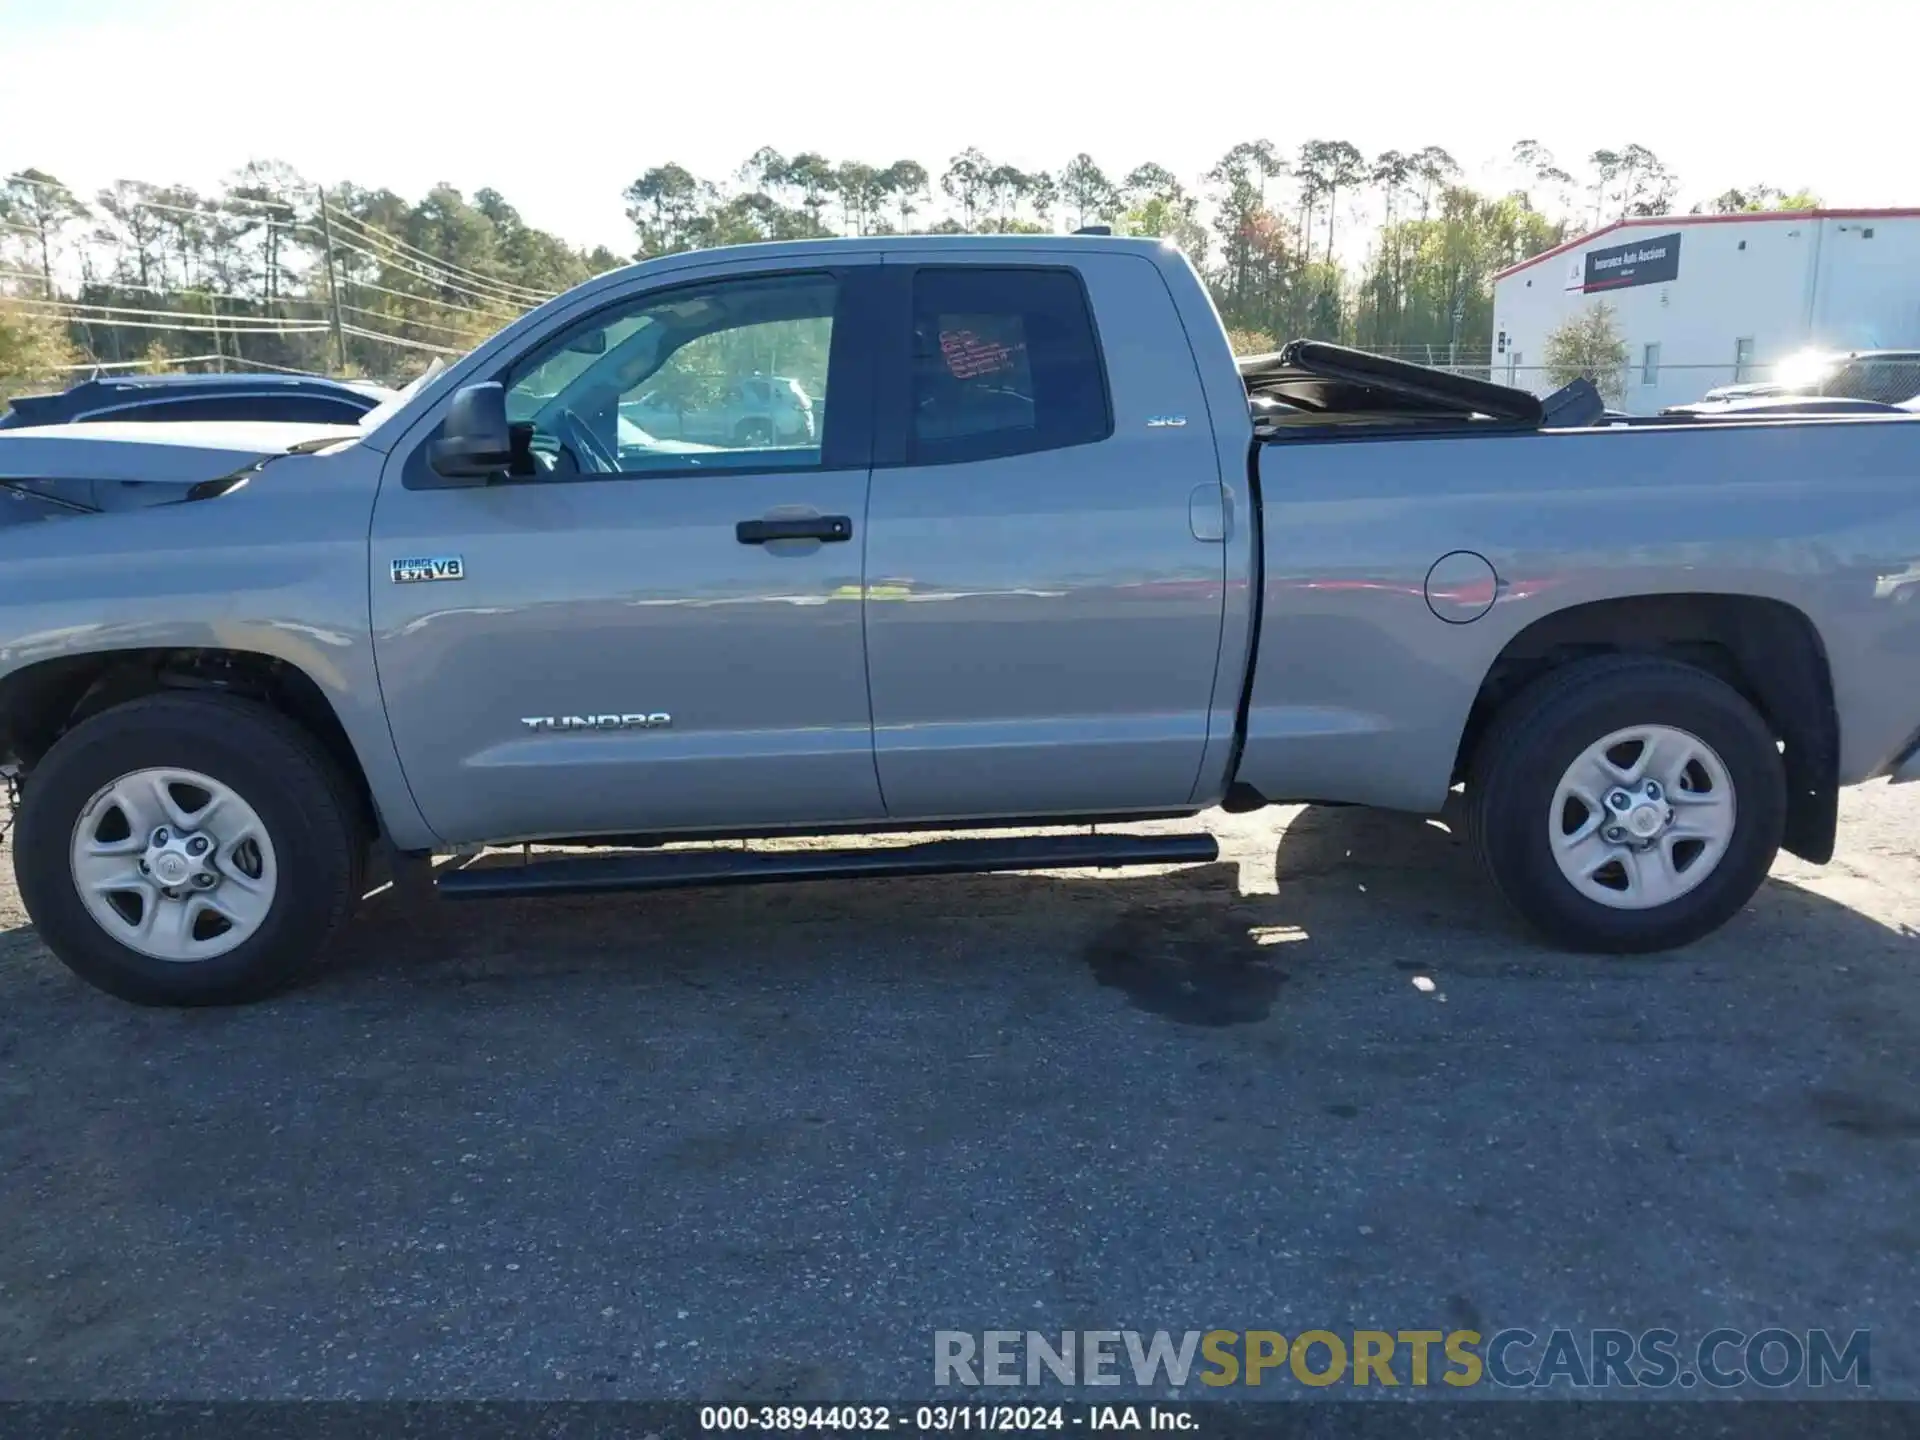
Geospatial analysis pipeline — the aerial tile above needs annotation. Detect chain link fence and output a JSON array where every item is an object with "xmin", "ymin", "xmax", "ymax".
[{"xmin": 1418, "ymin": 355, "xmax": 1920, "ymax": 413}]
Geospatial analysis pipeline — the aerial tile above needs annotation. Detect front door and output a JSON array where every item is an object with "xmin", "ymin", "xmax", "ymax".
[
  {"xmin": 859, "ymin": 253, "xmax": 1230, "ymax": 820},
  {"xmin": 371, "ymin": 263, "xmax": 884, "ymax": 846}
]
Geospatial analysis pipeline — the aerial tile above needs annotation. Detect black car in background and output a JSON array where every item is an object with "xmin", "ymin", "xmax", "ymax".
[{"xmin": 0, "ymin": 372, "xmax": 394, "ymax": 429}]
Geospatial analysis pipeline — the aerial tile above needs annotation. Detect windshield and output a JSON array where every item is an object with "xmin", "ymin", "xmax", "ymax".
[{"xmin": 356, "ymin": 356, "xmax": 452, "ymax": 431}]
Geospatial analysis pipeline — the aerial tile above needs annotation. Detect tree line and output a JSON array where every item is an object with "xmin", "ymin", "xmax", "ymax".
[
  {"xmin": 2, "ymin": 142, "xmax": 1818, "ymax": 398},
  {"xmin": 0, "ymin": 163, "xmax": 623, "ymax": 394},
  {"xmin": 622, "ymin": 143, "xmax": 1817, "ymax": 365}
]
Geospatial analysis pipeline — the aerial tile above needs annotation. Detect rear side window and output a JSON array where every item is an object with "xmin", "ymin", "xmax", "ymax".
[{"xmin": 908, "ymin": 267, "xmax": 1110, "ymax": 464}]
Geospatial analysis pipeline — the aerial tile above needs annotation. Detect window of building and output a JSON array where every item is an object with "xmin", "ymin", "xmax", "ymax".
[
  {"xmin": 1642, "ymin": 343, "xmax": 1661, "ymax": 388},
  {"xmin": 1734, "ymin": 337, "xmax": 1755, "ymax": 384},
  {"xmin": 907, "ymin": 267, "xmax": 1110, "ymax": 465}
]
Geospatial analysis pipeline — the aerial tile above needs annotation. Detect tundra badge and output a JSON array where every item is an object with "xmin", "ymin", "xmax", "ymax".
[
  {"xmin": 391, "ymin": 555, "xmax": 465, "ymax": 584},
  {"xmin": 521, "ymin": 714, "xmax": 672, "ymax": 733}
]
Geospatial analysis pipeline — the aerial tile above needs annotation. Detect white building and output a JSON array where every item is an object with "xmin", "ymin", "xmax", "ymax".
[{"xmin": 1490, "ymin": 208, "xmax": 1920, "ymax": 412}]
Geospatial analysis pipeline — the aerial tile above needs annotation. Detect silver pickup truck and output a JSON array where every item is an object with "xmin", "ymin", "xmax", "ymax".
[{"xmin": 3, "ymin": 234, "xmax": 1919, "ymax": 1006}]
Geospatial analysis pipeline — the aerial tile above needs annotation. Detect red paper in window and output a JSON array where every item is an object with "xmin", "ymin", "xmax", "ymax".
[{"xmin": 940, "ymin": 326, "xmax": 1018, "ymax": 380}]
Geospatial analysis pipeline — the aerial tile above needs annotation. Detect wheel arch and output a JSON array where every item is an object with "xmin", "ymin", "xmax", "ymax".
[
  {"xmin": 0, "ymin": 647, "xmax": 383, "ymax": 841},
  {"xmin": 1455, "ymin": 593, "xmax": 1838, "ymax": 863}
]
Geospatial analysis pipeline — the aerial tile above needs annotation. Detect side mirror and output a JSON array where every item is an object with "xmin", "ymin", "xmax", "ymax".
[{"xmin": 428, "ymin": 383, "xmax": 513, "ymax": 484}]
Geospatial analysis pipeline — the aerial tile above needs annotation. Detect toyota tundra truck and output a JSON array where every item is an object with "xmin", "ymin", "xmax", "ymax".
[{"xmin": 3, "ymin": 234, "xmax": 1919, "ymax": 1006}]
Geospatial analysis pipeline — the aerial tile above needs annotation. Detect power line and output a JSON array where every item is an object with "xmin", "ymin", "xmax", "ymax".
[
  {"xmin": 295, "ymin": 224, "xmax": 533, "ymax": 310},
  {"xmin": 321, "ymin": 205, "xmax": 552, "ymax": 301},
  {"xmin": 3, "ymin": 266, "xmax": 328, "ymax": 308},
  {"xmin": 218, "ymin": 354, "xmax": 362, "ymax": 374},
  {"xmin": 7, "ymin": 170, "xmax": 302, "ymax": 219},
  {"xmin": 5, "ymin": 170, "xmax": 558, "ymax": 371},
  {"xmin": 0, "ymin": 172, "xmax": 88, "ymax": 203},
  {"xmin": 340, "ymin": 322, "xmax": 461, "ymax": 355},
  {"xmin": 313, "ymin": 210, "xmax": 528, "ymax": 291},
  {"xmin": 25, "ymin": 300, "xmax": 434, "ymax": 355},
  {"xmin": 13, "ymin": 297, "xmax": 334, "ymax": 328},
  {"xmin": 55, "ymin": 351, "xmax": 226, "ymax": 373},
  {"xmin": 28, "ymin": 315, "xmax": 330, "ymax": 336},
  {"xmin": 308, "ymin": 222, "xmax": 545, "ymax": 308},
  {"xmin": 9, "ymin": 178, "xmax": 569, "ymax": 347},
  {"xmin": 337, "ymin": 272, "xmax": 511, "ymax": 318},
  {"xmin": 336, "ymin": 301, "xmax": 478, "ymax": 339},
  {"xmin": 90, "ymin": 193, "xmax": 303, "ymax": 229},
  {"xmin": 5, "ymin": 172, "xmax": 550, "ymax": 303}
]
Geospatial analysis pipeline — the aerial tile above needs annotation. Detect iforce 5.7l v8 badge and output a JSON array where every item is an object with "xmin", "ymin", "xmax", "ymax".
[{"xmin": 390, "ymin": 556, "xmax": 464, "ymax": 584}]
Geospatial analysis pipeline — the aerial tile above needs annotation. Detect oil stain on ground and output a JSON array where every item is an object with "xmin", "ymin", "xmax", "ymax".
[{"xmin": 1083, "ymin": 904, "xmax": 1287, "ymax": 1027}]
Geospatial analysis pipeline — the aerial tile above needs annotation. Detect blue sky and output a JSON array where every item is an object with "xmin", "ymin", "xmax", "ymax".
[{"xmin": 1, "ymin": 0, "xmax": 1910, "ymax": 253}]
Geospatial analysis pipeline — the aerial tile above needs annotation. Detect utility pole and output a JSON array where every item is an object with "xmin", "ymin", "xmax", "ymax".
[{"xmin": 316, "ymin": 189, "xmax": 348, "ymax": 374}]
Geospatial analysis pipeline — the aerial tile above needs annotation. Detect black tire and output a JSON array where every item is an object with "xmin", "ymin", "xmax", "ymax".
[
  {"xmin": 1465, "ymin": 655, "xmax": 1785, "ymax": 953},
  {"xmin": 13, "ymin": 693, "xmax": 365, "ymax": 1006},
  {"xmin": 734, "ymin": 417, "xmax": 774, "ymax": 447}
]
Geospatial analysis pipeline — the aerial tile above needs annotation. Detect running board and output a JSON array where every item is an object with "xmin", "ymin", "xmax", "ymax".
[{"xmin": 435, "ymin": 831, "xmax": 1220, "ymax": 900}]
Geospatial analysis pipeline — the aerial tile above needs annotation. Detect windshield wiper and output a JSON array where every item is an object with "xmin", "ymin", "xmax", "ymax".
[{"xmin": 284, "ymin": 434, "xmax": 356, "ymax": 455}]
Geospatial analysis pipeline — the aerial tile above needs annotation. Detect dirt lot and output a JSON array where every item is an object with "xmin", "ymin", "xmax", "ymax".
[{"xmin": 1, "ymin": 789, "xmax": 1917, "ymax": 1400}]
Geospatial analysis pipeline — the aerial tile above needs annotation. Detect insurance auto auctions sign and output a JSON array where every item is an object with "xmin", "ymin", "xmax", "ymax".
[{"xmin": 1581, "ymin": 231, "xmax": 1682, "ymax": 292}]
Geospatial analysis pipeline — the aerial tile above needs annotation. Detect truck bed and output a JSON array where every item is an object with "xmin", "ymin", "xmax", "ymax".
[{"xmin": 1232, "ymin": 381, "xmax": 1920, "ymax": 815}]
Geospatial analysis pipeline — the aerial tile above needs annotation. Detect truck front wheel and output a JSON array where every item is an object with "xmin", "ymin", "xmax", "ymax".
[
  {"xmin": 1465, "ymin": 655, "xmax": 1785, "ymax": 953},
  {"xmin": 14, "ymin": 693, "xmax": 364, "ymax": 1005}
]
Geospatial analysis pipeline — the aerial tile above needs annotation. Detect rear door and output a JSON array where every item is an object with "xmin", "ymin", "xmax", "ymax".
[{"xmin": 859, "ymin": 251, "xmax": 1229, "ymax": 820}]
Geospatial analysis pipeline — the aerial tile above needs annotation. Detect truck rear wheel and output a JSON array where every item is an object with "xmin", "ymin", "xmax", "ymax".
[
  {"xmin": 1465, "ymin": 655, "xmax": 1785, "ymax": 953},
  {"xmin": 14, "ymin": 693, "xmax": 363, "ymax": 1005}
]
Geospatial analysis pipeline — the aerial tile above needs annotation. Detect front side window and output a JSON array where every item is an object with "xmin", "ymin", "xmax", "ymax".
[
  {"xmin": 1641, "ymin": 342, "xmax": 1661, "ymax": 387},
  {"xmin": 1733, "ymin": 337, "xmax": 1755, "ymax": 383},
  {"xmin": 503, "ymin": 272, "xmax": 836, "ymax": 478},
  {"xmin": 907, "ymin": 267, "xmax": 1110, "ymax": 464}
]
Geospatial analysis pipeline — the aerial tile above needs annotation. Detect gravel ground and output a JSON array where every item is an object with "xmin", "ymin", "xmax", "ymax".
[{"xmin": 1, "ymin": 789, "xmax": 1916, "ymax": 1402}]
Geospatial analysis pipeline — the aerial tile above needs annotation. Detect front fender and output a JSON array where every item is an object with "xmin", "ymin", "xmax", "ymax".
[{"xmin": 0, "ymin": 447, "xmax": 435, "ymax": 850}]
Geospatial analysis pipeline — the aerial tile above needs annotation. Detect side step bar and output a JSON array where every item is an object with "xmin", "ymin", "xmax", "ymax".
[{"xmin": 436, "ymin": 831, "xmax": 1220, "ymax": 900}]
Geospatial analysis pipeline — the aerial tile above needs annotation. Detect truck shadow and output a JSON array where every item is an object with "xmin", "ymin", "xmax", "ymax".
[{"xmin": 315, "ymin": 803, "xmax": 1918, "ymax": 1022}]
